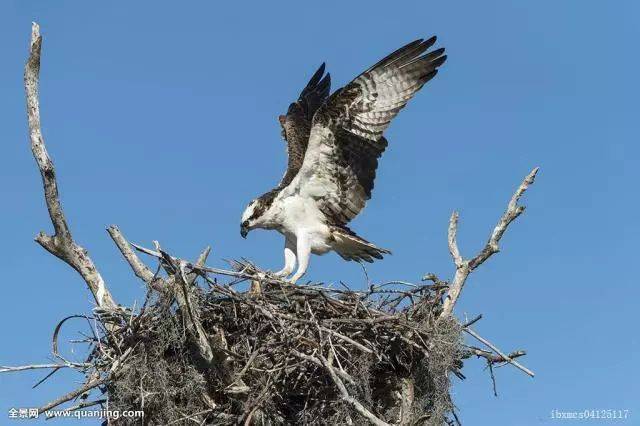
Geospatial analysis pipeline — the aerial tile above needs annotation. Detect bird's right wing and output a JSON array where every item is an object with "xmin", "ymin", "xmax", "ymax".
[
  {"xmin": 277, "ymin": 63, "xmax": 331, "ymax": 188},
  {"xmin": 294, "ymin": 37, "xmax": 446, "ymax": 225}
]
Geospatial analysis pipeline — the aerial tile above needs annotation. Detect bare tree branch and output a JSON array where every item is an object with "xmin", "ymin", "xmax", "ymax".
[
  {"xmin": 37, "ymin": 376, "xmax": 107, "ymax": 413},
  {"xmin": 467, "ymin": 347, "xmax": 526, "ymax": 364},
  {"xmin": 464, "ymin": 327, "xmax": 534, "ymax": 377},
  {"xmin": 37, "ymin": 347, "xmax": 132, "ymax": 413},
  {"xmin": 0, "ymin": 363, "xmax": 89, "ymax": 373},
  {"xmin": 24, "ymin": 22, "xmax": 116, "ymax": 309},
  {"xmin": 107, "ymin": 225, "xmax": 160, "ymax": 289},
  {"xmin": 468, "ymin": 167, "xmax": 539, "ymax": 270},
  {"xmin": 448, "ymin": 212, "xmax": 463, "ymax": 268},
  {"xmin": 440, "ymin": 167, "xmax": 539, "ymax": 317}
]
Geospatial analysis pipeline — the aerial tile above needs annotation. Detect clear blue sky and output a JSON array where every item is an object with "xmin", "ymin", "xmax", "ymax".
[{"xmin": 0, "ymin": 1, "xmax": 637, "ymax": 425}]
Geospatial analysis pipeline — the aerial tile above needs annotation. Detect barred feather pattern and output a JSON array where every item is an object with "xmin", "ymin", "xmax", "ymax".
[
  {"xmin": 318, "ymin": 37, "xmax": 446, "ymax": 142},
  {"xmin": 279, "ymin": 64, "xmax": 331, "ymax": 188},
  {"xmin": 296, "ymin": 37, "xmax": 446, "ymax": 226},
  {"xmin": 330, "ymin": 225, "xmax": 391, "ymax": 263}
]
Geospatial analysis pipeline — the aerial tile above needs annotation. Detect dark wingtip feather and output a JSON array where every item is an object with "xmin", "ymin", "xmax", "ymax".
[
  {"xmin": 424, "ymin": 35, "xmax": 437, "ymax": 47},
  {"xmin": 365, "ymin": 39, "xmax": 426, "ymax": 72},
  {"xmin": 309, "ymin": 63, "xmax": 326, "ymax": 87},
  {"xmin": 365, "ymin": 35, "xmax": 443, "ymax": 74},
  {"xmin": 420, "ymin": 69, "xmax": 439, "ymax": 84},
  {"xmin": 432, "ymin": 54, "xmax": 447, "ymax": 68},
  {"xmin": 426, "ymin": 47, "xmax": 446, "ymax": 60},
  {"xmin": 318, "ymin": 73, "xmax": 331, "ymax": 94}
]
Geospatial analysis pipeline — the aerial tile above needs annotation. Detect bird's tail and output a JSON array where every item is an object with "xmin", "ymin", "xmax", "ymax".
[{"xmin": 330, "ymin": 226, "xmax": 391, "ymax": 263}]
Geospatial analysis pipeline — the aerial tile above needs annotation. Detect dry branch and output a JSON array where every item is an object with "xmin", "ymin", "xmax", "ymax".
[
  {"xmin": 0, "ymin": 363, "xmax": 87, "ymax": 373},
  {"xmin": 24, "ymin": 23, "xmax": 116, "ymax": 309},
  {"xmin": 37, "ymin": 376, "xmax": 107, "ymax": 413},
  {"xmin": 107, "ymin": 225, "xmax": 157, "ymax": 286},
  {"xmin": 318, "ymin": 353, "xmax": 390, "ymax": 426},
  {"xmin": 464, "ymin": 328, "xmax": 534, "ymax": 377},
  {"xmin": 440, "ymin": 167, "xmax": 539, "ymax": 317}
]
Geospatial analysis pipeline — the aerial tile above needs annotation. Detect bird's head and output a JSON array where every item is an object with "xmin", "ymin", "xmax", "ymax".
[
  {"xmin": 241, "ymin": 190, "xmax": 278, "ymax": 238},
  {"xmin": 240, "ymin": 199, "xmax": 261, "ymax": 239}
]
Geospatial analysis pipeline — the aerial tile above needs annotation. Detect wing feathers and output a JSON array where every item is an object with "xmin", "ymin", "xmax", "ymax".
[
  {"xmin": 364, "ymin": 37, "xmax": 436, "ymax": 72},
  {"xmin": 296, "ymin": 63, "xmax": 331, "ymax": 119},
  {"xmin": 316, "ymin": 37, "xmax": 446, "ymax": 143},
  {"xmin": 278, "ymin": 64, "xmax": 332, "ymax": 188},
  {"xmin": 288, "ymin": 37, "xmax": 446, "ymax": 229},
  {"xmin": 331, "ymin": 226, "xmax": 391, "ymax": 263}
]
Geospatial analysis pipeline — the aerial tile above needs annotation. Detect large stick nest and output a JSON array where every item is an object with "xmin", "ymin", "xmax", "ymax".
[{"xmin": 85, "ymin": 260, "xmax": 465, "ymax": 425}]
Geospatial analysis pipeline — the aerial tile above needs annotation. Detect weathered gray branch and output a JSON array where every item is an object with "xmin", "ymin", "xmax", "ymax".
[
  {"xmin": 36, "ymin": 347, "xmax": 131, "ymax": 413},
  {"xmin": 37, "ymin": 376, "xmax": 107, "ymax": 414},
  {"xmin": 467, "ymin": 347, "xmax": 526, "ymax": 364},
  {"xmin": 440, "ymin": 167, "xmax": 539, "ymax": 317},
  {"xmin": 0, "ymin": 363, "xmax": 88, "ymax": 373},
  {"xmin": 107, "ymin": 225, "xmax": 156, "ymax": 284},
  {"xmin": 464, "ymin": 327, "xmax": 534, "ymax": 377},
  {"xmin": 25, "ymin": 22, "xmax": 116, "ymax": 309}
]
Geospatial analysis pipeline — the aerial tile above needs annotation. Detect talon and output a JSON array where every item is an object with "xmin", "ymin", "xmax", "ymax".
[
  {"xmin": 287, "ymin": 275, "xmax": 301, "ymax": 285},
  {"xmin": 273, "ymin": 270, "xmax": 290, "ymax": 278}
]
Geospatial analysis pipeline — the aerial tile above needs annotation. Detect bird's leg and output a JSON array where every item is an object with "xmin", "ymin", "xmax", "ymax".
[
  {"xmin": 273, "ymin": 238, "xmax": 297, "ymax": 278},
  {"xmin": 288, "ymin": 233, "xmax": 310, "ymax": 284}
]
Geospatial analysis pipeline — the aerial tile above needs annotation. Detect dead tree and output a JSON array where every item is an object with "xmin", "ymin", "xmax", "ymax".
[{"xmin": 2, "ymin": 23, "xmax": 538, "ymax": 425}]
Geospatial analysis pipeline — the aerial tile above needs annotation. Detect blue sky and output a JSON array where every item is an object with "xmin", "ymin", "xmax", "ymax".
[{"xmin": 0, "ymin": 1, "xmax": 637, "ymax": 425}]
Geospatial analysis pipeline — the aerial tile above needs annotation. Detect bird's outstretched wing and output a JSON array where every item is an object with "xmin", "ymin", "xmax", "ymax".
[
  {"xmin": 278, "ymin": 63, "xmax": 331, "ymax": 188},
  {"xmin": 294, "ymin": 37, "xmax": 447, "ymax": 225}
]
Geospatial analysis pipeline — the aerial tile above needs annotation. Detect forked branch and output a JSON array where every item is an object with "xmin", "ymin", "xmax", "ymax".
[
  {"xmin": 440, "ymin": 167, "xmax": 539, "ymax": 317},
  {"xmin": 24, "ymin": 22, "xmax": 116, "ymax": 309}
]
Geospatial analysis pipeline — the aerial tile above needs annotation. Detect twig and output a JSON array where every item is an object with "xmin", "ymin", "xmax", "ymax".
[
  {"xmin": 440, "ymin": 167, "xmax": 539, "ymax": 317},
  {"xmin": 107, "ymin": 225, "xmax": 158, "ymax": 287},
  {"xmin": 0, "ymin": 363, "xmax": 87, "ymax": 373},
  {"xmin": 462, "ymin": 314, "xmax": 482, "ymax": 328},
  {"xmin": 488, "ymin": 361, "xmax": 498, "ymax": 397},
  {"xmin": 291, "ymin": 350, "xmax": 357, "ymax": 386},
  {"xmin": 317, "ymin": 353, "xmax": 390, "ymax": 426},
  {"xmin": 131, "ymin": 243, "xmax": 285, "ymax": 285},
  {"xmin": 467, "ymin": 346, "xmax": 526, "ymax": 364},
  {"xmin": 464, "ymin": 328, "xmax": 534, "ymax": 377},
  {"xmin": 37, "ymin": 376, "xmax": 107, "ymax": 413},
  {"xmin": 32, "ymin": 367, "xmax": 62, "ymax": 389},
  {"xmin": 37, "ymin": 346, "xmax": 132, "ymax": 414},
  {"xmin": 24, "ymin": 22, "xmax": 116, "ymax": 309}
]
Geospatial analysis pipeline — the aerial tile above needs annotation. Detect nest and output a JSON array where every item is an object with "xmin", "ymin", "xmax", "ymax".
[{"xmin": 87, "ymin": 260, "xmax": 465, "ymax": 425}]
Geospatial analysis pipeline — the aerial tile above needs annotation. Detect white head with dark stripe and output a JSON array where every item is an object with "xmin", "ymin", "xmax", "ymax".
[{"xmin": 240, "ymin": 190, "xmax": 278, "ymax": 238}]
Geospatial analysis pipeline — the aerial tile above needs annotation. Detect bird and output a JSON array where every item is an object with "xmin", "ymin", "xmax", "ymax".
[{"xmin": 240, "ymin": 37, "xmax": 447, "ymax": 283}]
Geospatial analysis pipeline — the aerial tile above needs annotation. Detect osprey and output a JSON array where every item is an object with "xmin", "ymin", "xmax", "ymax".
[{"xmin": 241, "ymin": 37, "xmax": 446, "ymax": 283}]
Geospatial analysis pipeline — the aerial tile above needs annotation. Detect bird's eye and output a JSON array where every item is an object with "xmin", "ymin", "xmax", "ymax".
[{"xmin": 242, "ymin": 220, "xmax": 250, "ymax": 227}]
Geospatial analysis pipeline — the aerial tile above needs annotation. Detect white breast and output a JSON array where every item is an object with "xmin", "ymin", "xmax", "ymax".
[{"xmin": 270, "ymin": 193, "xmax": 333, "ymax": 255}]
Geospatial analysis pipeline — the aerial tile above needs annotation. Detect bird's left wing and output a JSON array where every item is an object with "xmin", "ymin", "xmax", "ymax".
[
  {"xmin": 277, "ymin": 63, "xmax": 331, "ymax": 188},
  {"xmin": 293, "ymin": 37, "xmax": 447, "ymax": 225}
]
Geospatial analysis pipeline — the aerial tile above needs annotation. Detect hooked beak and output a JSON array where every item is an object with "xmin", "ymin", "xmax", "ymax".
[{"xmin": 240, "ymin": 224, "xmax": 248, "ymax": 239}]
